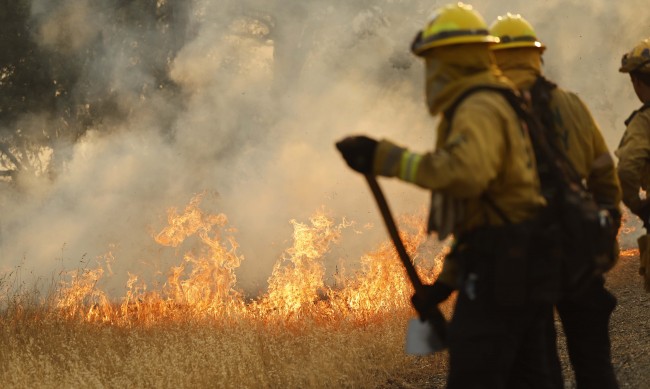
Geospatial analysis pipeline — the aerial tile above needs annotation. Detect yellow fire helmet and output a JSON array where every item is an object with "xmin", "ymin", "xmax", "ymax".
[
  {"xmin": 619, "ymin": 38, "xmax": 650, "ymax": 74},
  {"xmin": 489, "ymin": 13, "xmax": 545, "ymax": 51},
  {"xmin": 411, "ymin": 2, "xmax": 498, "ymax": 57}
]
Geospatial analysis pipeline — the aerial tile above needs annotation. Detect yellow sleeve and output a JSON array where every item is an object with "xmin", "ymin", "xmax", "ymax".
[
  {"xmin": 415, "ymin": 100, "xmax": 505, "ymax": 197},
  {"xmin": 553, "ymin": 90, "xmax": 621, "ymax": 208},
  {"xmin": 615, "ymin": 111, "xmax": 650, "ymax": 213},
  {"xmin": 587, "ymin": 127, "xmax": 621, "ymax": 208},
  {"xmin": 573, "ymin": 96, "xmax": 621, "ymax": 208},
  {"xmin": 373, "ymin": 97, "xmax": 504, "ymax": 197}
]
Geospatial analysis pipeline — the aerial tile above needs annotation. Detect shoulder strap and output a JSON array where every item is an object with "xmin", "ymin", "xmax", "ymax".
[
  {"xmin": 443, "ymin": 83, "xmax": 577, "ymax": 185},
  {"xmin": 527, "ymin": 76, "xmax": 584, "ymax": 184},
  {"xmin": 497, "ymin": 87, "xmax": 584, "ymax": 189},
  {"xmin": 443, "ymin": 85, "xmax": 511, "ymax": 122},
  {"xmin": 529, "ymin": 76, "xmax": 558, "ymax": 134},
  {"xmin": 529, "ymin": 76, "xmax": 558, "ymax": 98},
  {"xmin": 442, "ymin": 85, "xmax": 524, "ymax": 225},
  {"xmin": 481, "ymin": 193, "xmax": 512, "ymax": 224},
  {"xmin": 442, "ymin": 83, "xmax": 586, "ymax": 222},
  {"xmin": 625, "ymin": 102, "xmax": 650, "ymax": 126}
]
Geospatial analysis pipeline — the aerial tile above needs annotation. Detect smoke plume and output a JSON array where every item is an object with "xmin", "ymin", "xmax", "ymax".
[{"xmin": 0, "ymin": 0, "xmax": 647, "ymax": 295}]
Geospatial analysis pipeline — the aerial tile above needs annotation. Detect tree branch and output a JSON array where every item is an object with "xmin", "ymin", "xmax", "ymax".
[{"xmin": 0, "ymin": 142, "xmax": 23, "ymax": 171}]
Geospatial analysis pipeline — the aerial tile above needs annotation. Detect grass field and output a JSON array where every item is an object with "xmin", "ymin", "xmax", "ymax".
[
  {"xmin": 1, "ymin": 309, "xmax": 448, "ymax": 388},
  {"xmin": 0, "ymin": 198, "xmax": 448, "ymax": 388}
]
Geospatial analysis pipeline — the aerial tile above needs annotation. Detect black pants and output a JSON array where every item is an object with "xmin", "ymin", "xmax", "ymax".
[
  {"xmin": 445, "ymin": 224, "xmax": 562, "ymax": 388},
  {"xmin": 447, "ymin": 289, "xmax": 560, "ymax": 389},
  {"xmin": 555, "ymin": 276, "xmax": 618, "ymax": 389}
]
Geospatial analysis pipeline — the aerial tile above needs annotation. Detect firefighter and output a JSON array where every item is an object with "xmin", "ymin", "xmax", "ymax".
[
  {"xmin": 336, "ymin": 3, "xmax": 558, "ymax": 388},
  {"xmin": 615, "ymin": 37, "xmax": 650, "ymax": 293},
  {"xmin": 489, "ymin": 14, "xmax": 622, "ymax": 389}
]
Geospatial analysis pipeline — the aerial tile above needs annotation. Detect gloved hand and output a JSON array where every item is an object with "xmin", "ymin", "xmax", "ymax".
[
  {"xmin": 410, "ymin": 282, "xmax": 454, "ymax": 321},
  {"xmin": 335, "ymin": 136, "xmax": 378, "ymax": 174}
]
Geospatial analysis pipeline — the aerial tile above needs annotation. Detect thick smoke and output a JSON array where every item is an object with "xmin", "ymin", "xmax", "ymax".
[{"xmin": 0, "ymin": 0, "xmax": 647, "ymax": 294}]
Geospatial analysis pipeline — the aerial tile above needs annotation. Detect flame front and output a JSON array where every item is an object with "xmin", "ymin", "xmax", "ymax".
[{"xmin": 44, "ymin": 193, "xmax": 444, "ymax": 327}]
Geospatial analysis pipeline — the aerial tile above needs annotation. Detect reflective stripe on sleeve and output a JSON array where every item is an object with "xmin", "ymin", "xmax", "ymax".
[{"xmin": 399, "ymin": 151, "xmax": 423, "ymax": 183}]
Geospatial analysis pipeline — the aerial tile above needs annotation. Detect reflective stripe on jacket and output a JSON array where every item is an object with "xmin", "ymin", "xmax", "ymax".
[{"xmin": 373, "ymin": 88, "xmax": 544, "ymax": 235}]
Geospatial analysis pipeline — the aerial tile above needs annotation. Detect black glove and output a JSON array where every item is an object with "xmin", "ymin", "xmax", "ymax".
[
  {"xmin": 335, "ymin": 136, "xmax": 378, "ymax": 174},
  {"xmin": 410, "ymin": 282, "xmax": 454, "ymax": 321}
]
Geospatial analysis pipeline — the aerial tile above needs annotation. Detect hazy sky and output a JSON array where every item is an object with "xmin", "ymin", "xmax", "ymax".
[{"xmin": 0, "ymin": 0, "xmax": 647, "ymax": 295}]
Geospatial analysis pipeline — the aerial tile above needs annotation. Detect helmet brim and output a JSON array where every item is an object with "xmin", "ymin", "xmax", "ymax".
[
  {"xmin": 491, "ymin": 41, "xmax": 545, "ymax": 51},
  {"xmin": 413, "ymin": 35, "xmax": 499, "ymax": 57}
]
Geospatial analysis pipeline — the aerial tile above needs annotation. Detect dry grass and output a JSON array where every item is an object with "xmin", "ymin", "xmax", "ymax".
[
  {"xmin": 0, "ymin": 201, "xmax": 450, "ymax": 388},
  {"xmin": 0, "ymin": 304, "xmax": 451, "ymax": 388},
  {"xmin": 3, "ymin": 204, "xmax": 637, "ymax": 388}
]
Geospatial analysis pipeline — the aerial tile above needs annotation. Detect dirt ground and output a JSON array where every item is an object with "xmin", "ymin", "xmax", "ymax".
[
  {"xmin": 386, "ymin": 249, "xmax": 650, "ymax": 389},
  {"xmin": 600, "ymin": 249, "xmax": 650, "ymax": 389}
]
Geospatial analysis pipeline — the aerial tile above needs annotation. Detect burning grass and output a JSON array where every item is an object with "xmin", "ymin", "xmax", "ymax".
[{"xmin": 0, "ymin": 194, "xmax": 450, "ymax": 388}]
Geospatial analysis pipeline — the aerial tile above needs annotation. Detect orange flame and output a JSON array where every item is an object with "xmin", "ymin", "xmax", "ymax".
[{"xmin": 47, "ymin": 194, "xmax": 446, "ymax": 326}]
